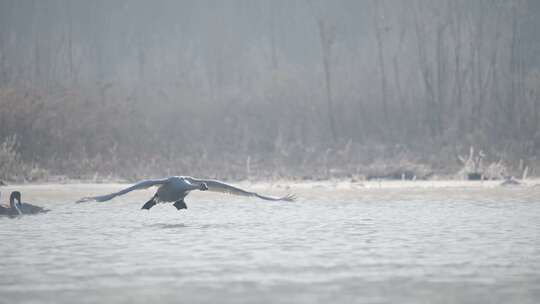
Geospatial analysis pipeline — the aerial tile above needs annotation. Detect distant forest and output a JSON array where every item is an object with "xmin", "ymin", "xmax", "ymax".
[{"xmin": 1, "ymin": 0, "xmax": 539, "ymax": 182}]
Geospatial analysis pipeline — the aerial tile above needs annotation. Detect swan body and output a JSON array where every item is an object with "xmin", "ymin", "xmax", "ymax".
[
  {"xmin": 8, "ymin": 191, "xmax": 49, "ymax": 215},
  {"xmin": 0, "ymin": 203, "xmax": 21, "ymax": 217},
  {"xmin": 0, "ymin": 191, "xmax": 49, "ymax": 216},
  {"xmin": 77, "ymin": 176, "xmax": 295, "ymax": 210},
  {"xmin": 19, "ymin": 202, "xmax": 49, "ymax": 214}
]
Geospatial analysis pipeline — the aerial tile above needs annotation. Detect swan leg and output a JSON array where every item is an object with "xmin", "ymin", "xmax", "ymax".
[
  {"xmin": 141, "ymin": 195, "xmax": 157, "ymax": 210},
  {"xmin": 173, "ymin": 200, "xmax": 187, "ymax": 210}
]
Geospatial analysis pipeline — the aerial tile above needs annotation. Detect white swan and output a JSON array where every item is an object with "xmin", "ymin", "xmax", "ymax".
[{"xmin": 76, "ymin": 176, "xmax": 296, "ymax": 210}]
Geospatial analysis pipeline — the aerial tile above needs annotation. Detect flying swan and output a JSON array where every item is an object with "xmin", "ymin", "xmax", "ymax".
[{"xmin": 76, "ymin": 176, "xmax": 296, "ymax": 210}]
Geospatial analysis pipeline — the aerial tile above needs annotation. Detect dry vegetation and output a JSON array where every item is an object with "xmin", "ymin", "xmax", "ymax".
[{"xmin": 0, "ymin": 0, "xmax": 539, "ymax": 182}]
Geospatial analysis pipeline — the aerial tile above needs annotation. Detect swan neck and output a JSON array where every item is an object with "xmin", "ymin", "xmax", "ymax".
[
  {"xmin": 9, "ymin": 195, "xmax": 22, "ymax": 215},
  {"xmin": 9, "ymin": 193, "xmax": 21, "ymax": 208}
]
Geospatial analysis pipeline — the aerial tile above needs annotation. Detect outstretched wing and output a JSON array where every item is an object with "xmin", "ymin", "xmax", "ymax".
[
  {"xmin": 76, "ymin": 178, "xmax": 170, "ymax": 203},
  {"xmin": 185, "ymin": 177, "xmax": 296, "ymax": 202}
]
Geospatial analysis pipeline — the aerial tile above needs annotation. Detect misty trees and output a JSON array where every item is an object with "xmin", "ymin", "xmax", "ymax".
[
  {"xmin": 373, "ymin": 0, "xmax": 390, "ymax": 128},
  {"xmin": 318, "ymin": 19, "xmax": 338, "ymax": 143},
  {"xmin": 0, "ymin": 0, "xmax": 539, "ymax": 180}
]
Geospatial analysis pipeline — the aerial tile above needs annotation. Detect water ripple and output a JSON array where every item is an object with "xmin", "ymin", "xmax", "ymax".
[{"xmin": 1, "ymin": 186, "xmax": 539, "ymax": 303}]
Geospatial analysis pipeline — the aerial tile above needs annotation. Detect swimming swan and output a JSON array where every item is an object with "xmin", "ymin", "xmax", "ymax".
[
  {"xmin": 10, "ymin": 191, "xmax": 49, "ymax": 214},
  {"xmin": 0, "ymin": 191, "xmax": 22, "ymax": 217},
  {"xmin": 76, "ymin": 176, "xmax": 296, "ymax": 210}
]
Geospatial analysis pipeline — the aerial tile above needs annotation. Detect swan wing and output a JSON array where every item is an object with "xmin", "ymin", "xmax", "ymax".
[
  {"xmin": 76, "ymin": 178, "xmax": 170, "ymax": 203},
  {"xmin": 185, "ymin": 177, "xmax": 296, "ymax": 202},
  {"xmin": 20, "ymin": 203, "xmax": 50, "ymax": 214}
]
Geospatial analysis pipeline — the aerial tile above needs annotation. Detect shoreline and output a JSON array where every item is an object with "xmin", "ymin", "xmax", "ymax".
[{"xmin": 2, "ymin": 178, "xmax": 540, "ymax": 191}]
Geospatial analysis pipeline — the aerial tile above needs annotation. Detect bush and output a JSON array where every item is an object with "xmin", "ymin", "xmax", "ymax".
[{"xmin": 0, "ymin": 135, "xmax": 22, "ymax": 181}]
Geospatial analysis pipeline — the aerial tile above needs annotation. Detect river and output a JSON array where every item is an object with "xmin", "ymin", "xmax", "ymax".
[{"xmin": 1, "ymin": 182, "xmax": 539, "ymax": 303}]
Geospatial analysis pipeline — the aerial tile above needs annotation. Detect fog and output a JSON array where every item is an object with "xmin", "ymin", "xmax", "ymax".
[{"xmin": 1, "ymin": 0, "xmax": 539, "ymax": 181}]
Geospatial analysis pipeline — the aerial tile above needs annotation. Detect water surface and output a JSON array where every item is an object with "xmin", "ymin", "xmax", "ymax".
[{"xmin": 1, "ymin": 184, "xmax": 539, "ymax": 303}]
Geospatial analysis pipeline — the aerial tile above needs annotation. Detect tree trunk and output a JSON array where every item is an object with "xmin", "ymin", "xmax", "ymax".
[
  {"xmin": 373, "ymin": 0, "xmax": 389, "ymax": 125},
  {"xmin": 413, "ymin": 4, "xmax": 438, "ymax": 137},
  {"xmin": 318, "ymin": 19, "xmax": 338, "ymax": 143},
  {"xmin": 66, "ymin": 0, "xmax": 74, "ymax": 82}
]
